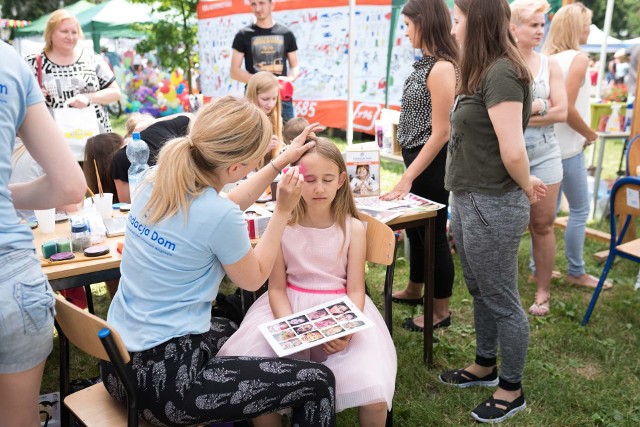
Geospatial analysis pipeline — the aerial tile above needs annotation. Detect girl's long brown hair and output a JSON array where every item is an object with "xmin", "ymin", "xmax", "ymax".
[{"xmin": 455, "ymin": 0, "xmax": 531, "ymax": 95}]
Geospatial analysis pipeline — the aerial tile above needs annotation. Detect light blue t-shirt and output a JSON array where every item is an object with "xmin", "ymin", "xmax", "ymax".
[
  {"xmin": 0, "ymin": 42, "xmax": 44, "ymax": 253},
  {"xmin": 107, "ymin": 181, "xmax": 252, "ymax": 351}
]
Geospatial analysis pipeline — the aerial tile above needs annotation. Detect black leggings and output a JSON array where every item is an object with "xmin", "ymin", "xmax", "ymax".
[
  {"xmin": 100, "ymin": 317, "xmax": 336, "ymax": 426},
  {"xmin": 403, "ymin": 146, "xmax": 454, "ymax": 299}
]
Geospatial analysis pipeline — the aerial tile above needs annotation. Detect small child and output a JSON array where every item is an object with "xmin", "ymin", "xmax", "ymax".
[
  {"xmin": 283, "ymin": 117, "xmax": 311, "ymax": 145},
  {"xmin": 246, "ymin": 71, "xmax": 283, "ymax": 165},
  {"xmin": 218, "ymin": 137, "xmax": 396, "ymax": 426}
]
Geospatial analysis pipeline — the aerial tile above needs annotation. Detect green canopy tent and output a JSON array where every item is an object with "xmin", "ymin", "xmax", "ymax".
[
  {"xmin": 14, "ymin": 0, "xmax": 94, "ymax": 37},
  {"xmin": 14, "ymin": 0, "xmax": 154, "ymax": 52}
]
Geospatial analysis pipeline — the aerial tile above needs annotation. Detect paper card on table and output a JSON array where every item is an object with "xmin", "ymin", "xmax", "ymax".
[
  {"xmin": 627, "ymin": 187, "xmax": 640, "ymax": 209},
  {"xmin": 357, "ymin": 207, "xmax": 403, "ymax": 224},
  {"xmin": 355, "ymin": 193, "xmax": 445, "ymax": 212},
  {"xmin": 258, "ymin": 296, "xmax": 375, "ymax": 357}
]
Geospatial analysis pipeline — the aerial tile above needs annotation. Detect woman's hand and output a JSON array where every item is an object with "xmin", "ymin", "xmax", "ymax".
[
  {"xmin": 280, "ymin": 122, "xmax": 323, "ymax": 165},
  {"xmin": 274, "ymin": 166, "xmax": 304, "ymax": 214},
  {"xmin": 67, "ymin": 94, "xmax": 92, "ymax": 108},
  {"xmin": 322, "ymin": 335, "xmax": 352, "ymax": 355},
  {"xmin": 526, "ymin": 175, "xmax": 547, "ymax": 204},
  {"xmin": 380, "ymin": 176, "xmax": 412, "ymax": 200},
  {"xmin": 269, "ymin": 135, "xmax": 279, "ymax": 151}
]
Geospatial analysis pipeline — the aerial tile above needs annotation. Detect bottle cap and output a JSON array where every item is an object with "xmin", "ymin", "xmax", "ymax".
[
  {"xmin": 71, "ymin": 223, "xmax": 88, "ymax": 233},
  {"xmin": 132, "ymin": 132, "xmax": 141, "ymax": 140}
]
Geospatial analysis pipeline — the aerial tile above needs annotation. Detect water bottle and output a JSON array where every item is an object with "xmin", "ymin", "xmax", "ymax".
[
  {"xmin": 605, "ymin": 104, "xmax": 622, "ymax": 133},
  {"xmin": 126, "ymin": 132, "xmax": 149, "ymax": 202}
]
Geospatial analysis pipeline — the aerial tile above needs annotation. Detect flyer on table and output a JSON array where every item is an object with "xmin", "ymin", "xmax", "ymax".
[{"xmin": 258, "ymin": 296, "xmax": 376, "ymax": 357}]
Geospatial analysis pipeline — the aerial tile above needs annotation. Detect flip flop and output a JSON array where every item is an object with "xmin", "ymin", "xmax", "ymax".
[{"xmin": 391, "ymin": 296, "xmax": 423, "ymax": 306}]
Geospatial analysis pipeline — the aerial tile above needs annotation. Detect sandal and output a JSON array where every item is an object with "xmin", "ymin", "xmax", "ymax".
[
  {"xmin": 528, "ymin": 293, "xmax": 550, "ymax": 316},
  {"xmin": 402, "ymin": 315, "xmax": 451, "ymax": 332},
  {"xmin": 438, "ymin": 367, "xmax": 498, "ymax": 388},
  {"xmin": 391, "ymin": 295, "xmax": 423, "ymax": 306},
  {"xmin": 527, "ymin": 270, "xmax": 561, "ymax": 284},
  {"xmin": 471, "ymin": 393, "xmax": 527, "ymax": 423}
]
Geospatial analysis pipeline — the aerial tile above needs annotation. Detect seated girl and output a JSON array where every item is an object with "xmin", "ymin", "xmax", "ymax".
[{"xmin": 218, "ymin": 137, "xmax": 396, "ymax": 427}]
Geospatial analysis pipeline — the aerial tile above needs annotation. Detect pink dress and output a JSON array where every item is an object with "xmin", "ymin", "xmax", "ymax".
[{"xmin": 217, "ymin": 218, "xmax": 397, "ymax": 412}]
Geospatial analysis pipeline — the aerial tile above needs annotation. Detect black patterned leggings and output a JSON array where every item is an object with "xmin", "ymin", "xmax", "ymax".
[{"xmin": 100, "ymin": 317, "xmax": 336, "ymax": 427}]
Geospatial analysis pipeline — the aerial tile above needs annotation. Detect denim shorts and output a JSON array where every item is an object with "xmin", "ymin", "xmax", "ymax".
[
  {"xmin": 0, "ymin": 249, "xmax": 55, "ymax": 373},
  {"xmin": 525, "ymin": 125, "xmax": 563, "ymax": 185}
]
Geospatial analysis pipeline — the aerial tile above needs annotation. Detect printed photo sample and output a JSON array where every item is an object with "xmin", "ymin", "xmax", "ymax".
[
  {"xmin": 321, "ymin": 325, "xmax": 345, "ymax": 337},
  {"xmin": 287, "ymin": 315, "xmax": 309, "ymax": 326},
  {"xmin": 267, "ymin": 321, "xmax": 290, "ymax": 334},
  {"xmin": 307, "ymin": 308, "xmax": 329, "ymax": 321},
  {"xmin": 336, "ymin": 312, "xmax": 358, "ymax": 322},
  {"xmin": 272, "ymin": 329, "xmax": 297, "ymax": 342},
  {"xmin": 280, "ymin": 338, "xmax": 303, "ymax": 350}
]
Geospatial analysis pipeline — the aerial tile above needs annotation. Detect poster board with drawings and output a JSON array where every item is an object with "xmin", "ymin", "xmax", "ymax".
[{"xmin": 258, "ymin": 296, "xmax": 375, "ymax": 357}]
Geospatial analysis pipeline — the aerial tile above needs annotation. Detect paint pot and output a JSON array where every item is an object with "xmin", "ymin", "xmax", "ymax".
[
  {"xmin": 83, "ymin": 245, "xmax": 110, "ymax": 257},
  {"xmin": 41, "ymin": 240, "xmax": 58, "ymax": 259},
  {"xmin": 55, "ymin": 238, "xmax": 71, "ymax": 253},
  {"xmin": 50, "ymin": 252, "xmax": 75, "ymax": 262}
]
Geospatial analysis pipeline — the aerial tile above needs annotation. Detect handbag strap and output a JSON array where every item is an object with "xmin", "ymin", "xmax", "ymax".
[{"xmin": 36, "ymin": 53, "xmax": 43, "ymax": 88}]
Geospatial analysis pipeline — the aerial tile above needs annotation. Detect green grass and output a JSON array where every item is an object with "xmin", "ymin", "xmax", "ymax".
[{"xmin": 43, "ymin": 122, "xmax": 640, "ymax": 426}]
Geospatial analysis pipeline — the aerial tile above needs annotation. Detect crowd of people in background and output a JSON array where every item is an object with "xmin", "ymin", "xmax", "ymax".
[{"xmin": 2, "ymin": 0, "xmax": 638, "ymax": 426}]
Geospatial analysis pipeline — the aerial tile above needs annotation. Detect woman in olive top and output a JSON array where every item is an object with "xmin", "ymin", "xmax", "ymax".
[{"xmin": 439, "ymin": 0, "xmax": 546, "ymax": 423}]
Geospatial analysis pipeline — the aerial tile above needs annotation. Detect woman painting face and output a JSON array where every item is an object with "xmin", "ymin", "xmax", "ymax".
[
  {"xmin": 256, "ymin": 86, "xmax": 279, "ymax": 115},
  {"xmin": 52, "ymin": 18, "xmax": 80, "ymax": 51},
  {"xmin": 403, "ymin": 16, "xmax": 421, "ymax": 50},
  {"xmin": 451, "ymin": 5, "xmax": 467, "ymax": 48}
]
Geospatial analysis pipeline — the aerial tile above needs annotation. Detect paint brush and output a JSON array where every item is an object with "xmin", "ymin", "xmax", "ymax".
[{"xmin": 93, "ymin": 159, "xmax": 104, "ymax": 197}]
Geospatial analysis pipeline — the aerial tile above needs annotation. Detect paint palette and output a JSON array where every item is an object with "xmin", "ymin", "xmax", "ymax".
[{"xmin": 83, "ymin": 245, "xmax": 110, "ymax": 257}]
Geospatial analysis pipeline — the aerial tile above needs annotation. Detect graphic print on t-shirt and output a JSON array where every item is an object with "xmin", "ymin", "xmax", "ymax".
[{"xmin": 251, "ymin": 35, "xmax": 285, "ymax": 74}]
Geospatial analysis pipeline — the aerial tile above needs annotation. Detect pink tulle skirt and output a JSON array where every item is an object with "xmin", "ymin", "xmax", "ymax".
[{"xmin": 217, "ymin": 289, "xmax": 397, "ymax": 412}]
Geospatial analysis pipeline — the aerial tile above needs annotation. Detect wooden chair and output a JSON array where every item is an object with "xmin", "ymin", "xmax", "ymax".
[
  {"xmin": 54, "ymin": 293, "xmax": 151, "ymax": 427},
  {"xmin": 360, "ymin": 212, "xmax": 399, "ymax": 334},
  {"xmin": 359, "ymin": 212, "xmax": 398, "ymax": 427},
  {"xmin": 625, "ymin": 133, "xmax": 640, "ymax": 176},
  {"xmin": 582, "ymin": 176, "xmax": 640, "ymax": 325}
]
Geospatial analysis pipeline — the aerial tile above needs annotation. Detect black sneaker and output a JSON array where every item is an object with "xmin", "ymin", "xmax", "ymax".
[
  {"xmin": 438, "ymin": 367, "xmax": 499, "ymax": 388},
  {"xmin": 471, "ymin": 393, "xmax": 526, "ymax": 423}
]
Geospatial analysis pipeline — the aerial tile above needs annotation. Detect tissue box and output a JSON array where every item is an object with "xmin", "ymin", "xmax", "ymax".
[{"xmin": 245, "ymin": 206, "xmax": 272, "ymax": 239}]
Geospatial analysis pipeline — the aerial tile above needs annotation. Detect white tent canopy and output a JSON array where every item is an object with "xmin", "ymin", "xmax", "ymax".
[{"xmin": 581, "ymin": 24, "xmax": 628, "ymax": 53}]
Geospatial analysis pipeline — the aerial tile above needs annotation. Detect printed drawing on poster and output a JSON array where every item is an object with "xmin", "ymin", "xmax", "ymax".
[{"xmin": 258, "ymin": 296, "xmax": 375, "ymax": 357}]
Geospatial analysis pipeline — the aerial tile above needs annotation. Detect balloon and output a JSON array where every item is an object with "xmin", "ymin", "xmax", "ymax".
[
  {"xmin": 130, "ymin": 100, "xmax": 141, "ymax": 112},
  {"xmin": 176, "ymin": 83, "xmax": 185, "ymax": 95},
  {"xmin": 170, "ymin": 69, "xmax": 183, "ymax": 87}
]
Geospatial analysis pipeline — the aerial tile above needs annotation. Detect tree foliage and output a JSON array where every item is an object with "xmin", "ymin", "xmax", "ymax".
[
  {"xmin": 583, "ymin": 0, "xmax": 640, "ymax": 38},
  {"xmin": 130, "ymin": 0, "xmax": 198, "ymax": 94},
  {"xmin": 1, "ymin": 0, "xmax": 81, "ymax": 21}
]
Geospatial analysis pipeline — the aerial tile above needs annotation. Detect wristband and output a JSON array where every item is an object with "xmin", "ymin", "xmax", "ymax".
[
  {"xmin": 537, "ymin": 98, "xmax": 548, "ymax": 116},
  {"xmin": 269, "ymin": 160, "xmax": 281, "ymax": 173}
]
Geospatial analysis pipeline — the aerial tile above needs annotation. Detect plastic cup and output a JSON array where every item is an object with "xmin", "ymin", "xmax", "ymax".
[
  {"xmin": 34, "ymin": 208, "xmax": 56, "ymax": 234},
  {"xmin": 93, "ymin": 193, "xmax": 114, "ymax": 220}
]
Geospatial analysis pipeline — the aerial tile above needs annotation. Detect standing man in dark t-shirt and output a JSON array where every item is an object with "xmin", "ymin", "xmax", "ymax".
[{"xmin": 230, "ymin": 0, "xmax": 300, "ymax": 122}]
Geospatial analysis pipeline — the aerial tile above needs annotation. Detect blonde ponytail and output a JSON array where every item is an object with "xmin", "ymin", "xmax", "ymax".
[{"xmin": 142, "ymin": 95, "xmax": 272, "ymax": 223}]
